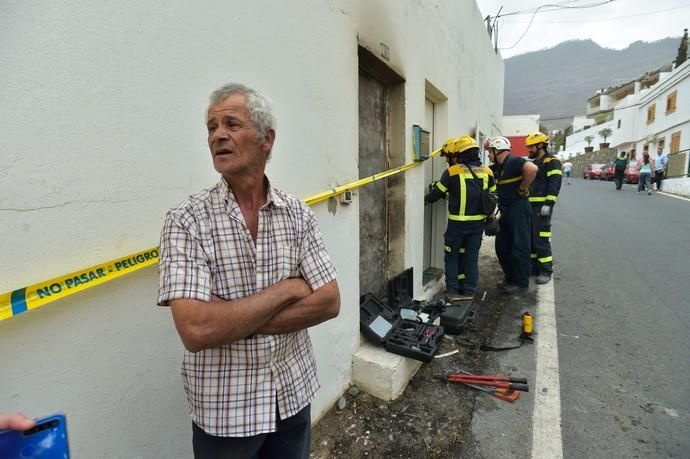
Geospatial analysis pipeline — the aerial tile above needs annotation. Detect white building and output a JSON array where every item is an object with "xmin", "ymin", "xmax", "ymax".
[
  {"xmin": 0, "ymin": 2, "xmax": 503, "ymax": 457},
  {"xmin": 634, "ymin": 59, "xmax": 690, "ymax": 194},
  {"xmin": 502, "ymin": 114, "xmax": 540, "ymax": 157},
  {"xmin": 563, "ymin": 64, "xmax": 676, "ymax": 160},
  {"xmin": 503, "ymin": 114, "xmax": 540, "ymax": 136}
]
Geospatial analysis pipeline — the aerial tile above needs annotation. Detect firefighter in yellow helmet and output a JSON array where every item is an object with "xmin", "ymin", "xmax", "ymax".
[
  {"xmin": 525, "ymin": 131, "xmax": 562, "ymax": 284},
  {"xmin": 425, "ymin": 136, "xmax": 496, "ymax": 300}
]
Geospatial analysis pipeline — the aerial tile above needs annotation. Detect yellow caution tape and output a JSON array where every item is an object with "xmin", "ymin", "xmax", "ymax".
[
  {"xmin": 1, "ymin": 147, "xmax": 443, "ymax": 321},
  {"xmin": 303, "ymin": 147, "xmax": 442, "ymax": 206},
  {"xmin": 1, "ymin": 248, "xmax": 159, "ymax": 321}
]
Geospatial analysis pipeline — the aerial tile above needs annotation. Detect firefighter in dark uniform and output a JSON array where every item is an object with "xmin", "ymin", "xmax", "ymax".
[
  {"xmin": 525, "ymin": 131, "xmax": 562, "ymax": 284},
  {"xmin": 485, "ymin": 136, "xmax": 538, "ymax": 294},
  {"xmin": 425, "ymin": 136, "xmax": 496, "ymax": 300}
]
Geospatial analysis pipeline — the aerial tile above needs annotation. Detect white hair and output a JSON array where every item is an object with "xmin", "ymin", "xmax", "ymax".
[{"xmin": 208, "ymin": 83, "xmax": 276, "ymax": 138}]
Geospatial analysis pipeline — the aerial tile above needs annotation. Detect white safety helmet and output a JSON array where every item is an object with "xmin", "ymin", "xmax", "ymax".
[{"xmin": 487, "ymin": 136, "xmax": 511, "ymax": 151}]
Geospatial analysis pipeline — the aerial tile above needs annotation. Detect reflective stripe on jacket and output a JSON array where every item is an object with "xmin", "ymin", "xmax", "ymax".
[{"xmin": 529, "ymin": 155, "xmax": 562, "ymax": 206}]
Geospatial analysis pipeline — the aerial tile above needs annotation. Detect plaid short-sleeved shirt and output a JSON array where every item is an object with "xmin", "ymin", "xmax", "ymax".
[{"xmin": 158, "ymin": 177, "xmax": 337, "ymax": 437}]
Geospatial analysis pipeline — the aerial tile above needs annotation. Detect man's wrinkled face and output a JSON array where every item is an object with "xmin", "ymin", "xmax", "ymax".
[{"xmin": 206, "ymin": 93, "xmax": 274, "ymax": 178}]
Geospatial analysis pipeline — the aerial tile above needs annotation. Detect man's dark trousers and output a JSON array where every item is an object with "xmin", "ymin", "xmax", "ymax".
[
  {"xmin": 495, "ymin": 200, "xmax": 532, "ymax": 288},
  {"xmin": 614, "ymin": 170, "xmax": 625, "ymax": 190},
  {"xmin": 654, "ymin": 170, "xmax": 664, "ymax": 190},
  {"xmin": 530, "ymin": 206, "xmax": 553, "ymax": 276},
  {"xmin": 444, "ymin": 226, "xmax": 483, "ymax": 294},
  {"xmin": 192, "ymin": 404, "xmax": 311, "ymax": 459}
]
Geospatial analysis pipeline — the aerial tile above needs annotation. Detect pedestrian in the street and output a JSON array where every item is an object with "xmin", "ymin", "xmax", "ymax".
[
  {"xmin": 158, "ymin": 83, "xmax": 340, "ymax": 459},
  {"xmin": 485, "ymin": 136, "xmax": 538, "ymax": 294},
  {"xmin": 425, "ymin": 136, "xmax": 496, "ymax": 300},
  {"xmin": 637, "ymin": 150, "xmax": 655, "ymax": 195},
  {"xmin": 562, "ymin": 160, "xmax": 573, "ymax": 185},
  {"xmin": 653, "ymin": 145, "xmax": 668, "ymax": 191},
  {"xmin": 525, "ymin": 132, "xmax": 562, "ymax": 285},
  {"xmin": 613, "ymin": 151, "xmax": 628, "ymax": 190}
]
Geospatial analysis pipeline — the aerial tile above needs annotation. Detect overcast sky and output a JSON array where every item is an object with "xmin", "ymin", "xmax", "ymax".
[{"xmin": 475, "ymin": 0, "xmax": 688, "ymax": 58}]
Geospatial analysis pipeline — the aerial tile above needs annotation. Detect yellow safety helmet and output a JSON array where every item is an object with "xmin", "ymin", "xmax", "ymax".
[
  {"xmin": 440, "ymin": 135, "xmax": 478, "ymax": 156},
  {"xmin": 440, "ymin": 137, "xmax": 459, "ymax": 156},
  {"xmin": 525, "ymin": 131, "xmax": 549, "ymax": 146}
]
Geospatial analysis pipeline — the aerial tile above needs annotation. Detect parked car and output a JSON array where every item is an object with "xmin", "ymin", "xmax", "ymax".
[
  {"xmin": 584, "ymin": 163, "xmax": 606, "ymax": 180},
  {"xmin": 625, "ymin": 160, "xmax": 639, "ymax": 184},
  {"xmin": 601, "ymin": 163, "xmax": 616, "ymax": 181}
]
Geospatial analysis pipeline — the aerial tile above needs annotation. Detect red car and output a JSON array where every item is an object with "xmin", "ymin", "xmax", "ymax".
[
  {"xmin": 625, "ymin": 160, "xmax": 639, "ymax": 184},
  {"xmin": 584, "ymin": 163, "xmax": 606, "ymax": 180},
  {"xmin": 601, "ymin": 163, "xmax": 616, "ymax": 181}
]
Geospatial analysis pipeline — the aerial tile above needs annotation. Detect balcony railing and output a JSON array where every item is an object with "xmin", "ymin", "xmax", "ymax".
[{"xmin": 667, "ymin": 149, "xmax": 690, "ymax": 178}]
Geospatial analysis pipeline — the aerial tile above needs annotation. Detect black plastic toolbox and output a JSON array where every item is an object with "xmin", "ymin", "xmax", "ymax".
[
  {"xmin": 440, "ymin": 299, "xmax": 476, "ymax": 335},
  {"xmin": 359, "ymin": 267, "xmax": 445, "ymax": 362}
]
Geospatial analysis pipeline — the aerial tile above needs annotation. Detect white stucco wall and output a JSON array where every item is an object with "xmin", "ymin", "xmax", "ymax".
[
  {"xmin": 502, "ymin": 115, "xmax": 540, "ymax": 136},
  {"xmin": 1, "ymin": 1, "xmax": 502, "ymax": 457},
  {"xmin": 634, "ymin": 60, "xmax": 690, "ymax": 159},
  {"xmin": 610, "ymin": 93, "xmax": 639, "ymax": 149}
]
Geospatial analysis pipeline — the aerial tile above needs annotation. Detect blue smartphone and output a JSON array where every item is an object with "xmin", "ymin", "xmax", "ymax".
[{"xmin": 0, "ymin": 414, "xmax": 70, "ymax": 459}]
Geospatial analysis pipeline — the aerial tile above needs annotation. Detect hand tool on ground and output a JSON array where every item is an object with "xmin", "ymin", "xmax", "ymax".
[
  {"xmin": 446, "ymin": 369, "xmax": 529, "ymax": 392},
  {"xmin": 449, "ymin": 374, "xmax": 528, "ymax": 384},
  {"xmin": 440, "ymin": 370, "xmax": 521, "ymax": 402},
  {"xmin": 446, "ymin": 375, "xmax": 529, "ymax": 392},
  {"xmin": 460, "ymin": 381, "xmax": 520, "ymax": 402}
]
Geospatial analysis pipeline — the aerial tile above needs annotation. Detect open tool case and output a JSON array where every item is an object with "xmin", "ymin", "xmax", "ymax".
[
  {"xmin": 387, "ymin": 268, "xmax": 444, "ymax": 325},
  {"xmin": 359, "ymin": 268, "xmax": 444, "ymax": 362}
]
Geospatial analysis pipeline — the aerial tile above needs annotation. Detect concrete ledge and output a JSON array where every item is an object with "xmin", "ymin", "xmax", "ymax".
[{"xmin": 352, "ymin": 341, "xmax": 422, "ymax": 401}]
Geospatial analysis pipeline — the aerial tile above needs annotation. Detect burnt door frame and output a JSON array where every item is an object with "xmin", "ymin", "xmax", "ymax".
[{"xmin": 358, "ymin": 46, "xmax": 406, "ymax": 298}]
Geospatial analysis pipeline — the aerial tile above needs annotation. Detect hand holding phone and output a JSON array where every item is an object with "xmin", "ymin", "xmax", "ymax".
[{"xmin": 0, "ymin": 413, "xmax": 70, "ymax": 459}]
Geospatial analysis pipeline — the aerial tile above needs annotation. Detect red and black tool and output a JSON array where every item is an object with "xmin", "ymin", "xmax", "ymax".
[
  {"xmin": 463, "ymin": 382, "xmax": 521, "ymax": 402},
  {"xmin": 446, "ymin": 370, "xmax": 529, "ymax": 392}
]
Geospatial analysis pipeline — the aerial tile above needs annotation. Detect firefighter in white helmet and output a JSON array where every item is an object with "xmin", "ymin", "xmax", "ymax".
[
  {"xmin": 485, "ymin": 136, "xmax": 538, "ymax": 294},
  {"xmin": 425, "ymin": 136, "xmax": 496, "ymax": 300}
]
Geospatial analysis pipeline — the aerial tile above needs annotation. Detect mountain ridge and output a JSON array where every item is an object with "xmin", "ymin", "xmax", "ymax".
[{"xmin": 503, "ymin": 38, "xmax": 680, "ymax": 130}]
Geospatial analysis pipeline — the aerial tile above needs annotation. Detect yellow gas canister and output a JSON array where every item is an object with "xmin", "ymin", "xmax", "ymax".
[{"xmin": 522, "ymin": 312, "xmax": 533, "ymax": 337}]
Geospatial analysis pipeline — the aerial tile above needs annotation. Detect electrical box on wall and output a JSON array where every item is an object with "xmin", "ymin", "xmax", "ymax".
[
  {"xmin": 339, "ymin": 190, "xmax": 353, "ymax": 205},
  {"xmin": 413, "ymin": 124, "xmax": 430, "ymax": 161}
]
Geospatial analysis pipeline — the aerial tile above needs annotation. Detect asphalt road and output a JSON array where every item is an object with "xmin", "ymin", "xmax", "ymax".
[
  {"xmin": 469, "ymin": 177, "xmax": 690, "ymax": 459},
  {"xmin": 553, "ymin": 178, "xmax": 690, "ymax": 458}
]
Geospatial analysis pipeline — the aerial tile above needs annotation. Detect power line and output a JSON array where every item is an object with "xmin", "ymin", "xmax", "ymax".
[
  {"xmin": 495, "ymin": 0, "xmax": 583, "ymax": 17},
  {"xmin": 497, "ymin": 1, "xmax": 615, "ymax": 50},
  {"xmin": 498, "ymin": 0, "xmax": 614, "ymax": 18},
  {"xmin": 502, "ymin": 4, "xmax": 690, "ymax": 23}
]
